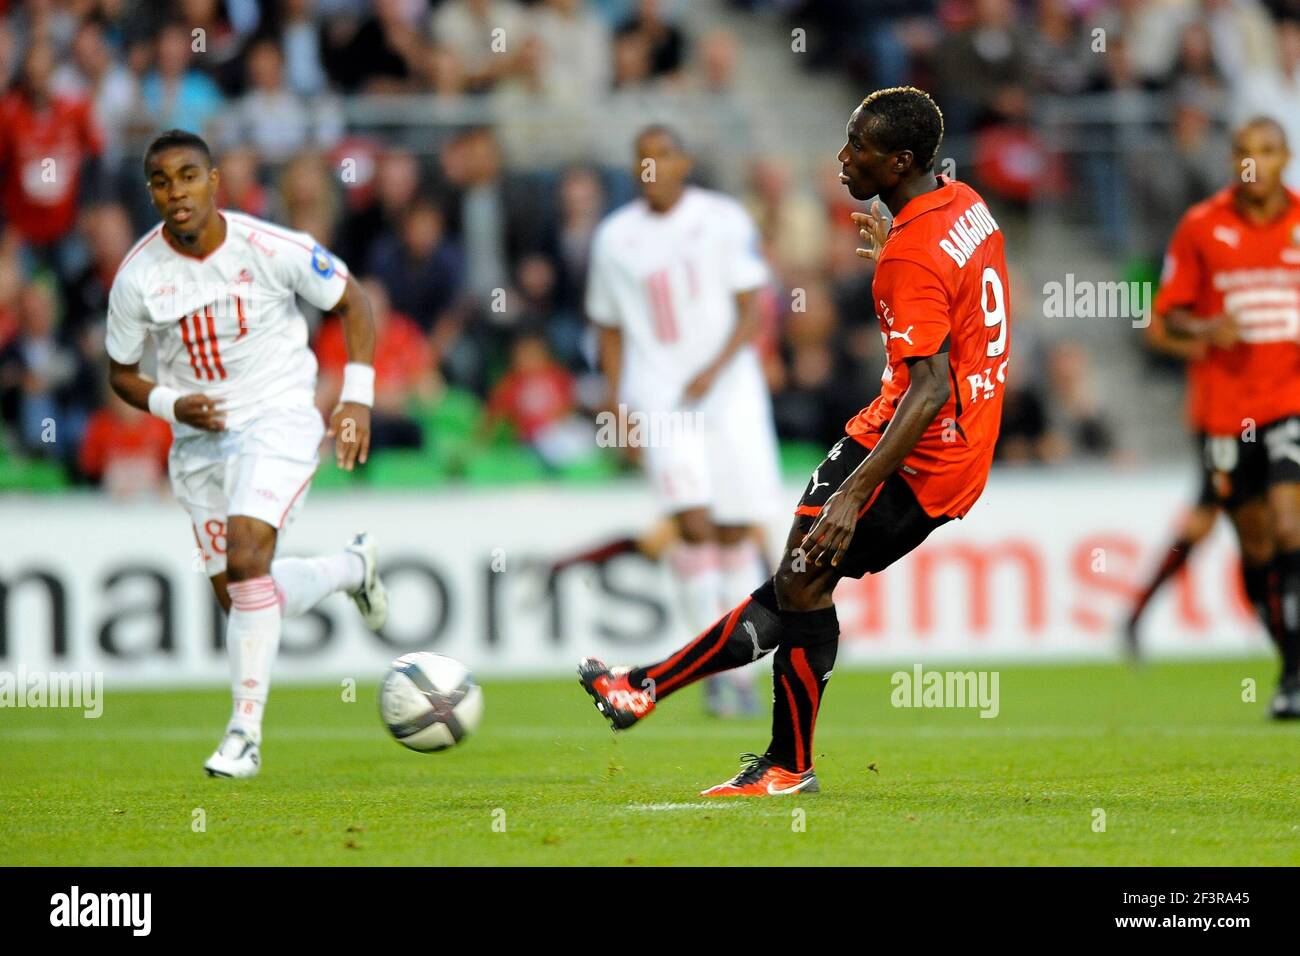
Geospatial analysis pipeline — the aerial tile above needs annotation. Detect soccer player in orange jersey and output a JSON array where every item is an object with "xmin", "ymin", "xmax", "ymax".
[
  {"xmin": 579, "ymin": 87, "xmax": 1012, "ymax": 795},
  {"xmin": 1154, "ymin": 117, "xmax": 1300, "ymax": 717}
]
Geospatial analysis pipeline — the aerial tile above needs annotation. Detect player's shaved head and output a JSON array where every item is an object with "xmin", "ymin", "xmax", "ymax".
[{"xmin": 1235, "ymin": 115, "xmax": 1288, "ymax": 150}]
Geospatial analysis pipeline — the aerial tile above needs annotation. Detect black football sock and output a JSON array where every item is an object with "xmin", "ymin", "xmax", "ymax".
[
  {"xmin": 1241, "ymin": 561, "xmax": 1282, "ymax": 652},
  {"xmin": 627, "ymin": 579, "xmax": 782, "ymax": 701},
  {"xmin": 1129, "ymin": 537, "xmax": 1195, "ymax": 626},
  {"xmin": 765, "ymin": 605, "xmax": 839, "ymax": 774},
  {"xmin": 1272, "ymin": 550, "xmax": 1300, "ymax": 681}
]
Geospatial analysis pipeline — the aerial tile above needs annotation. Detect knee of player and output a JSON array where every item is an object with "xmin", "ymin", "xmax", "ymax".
[{"xmin": 225, "ymin": 543, "xmax": 274, "ymax": 582}]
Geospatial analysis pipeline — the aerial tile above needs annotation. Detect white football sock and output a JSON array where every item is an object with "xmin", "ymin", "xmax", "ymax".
[
  {"xmin": 225, "ymin": 575, "xmax": 282, "ymax": 744},
  {"xmin": 718, "ymin": 537, "xmax": 765, "ymax": 607},
  {"xmin": 271, "ymin": 552, "xmax": 364, "ymax": 619},
  {"xmin": 668, "ymin": 541, "xmax": 723, "ymax": 636}
]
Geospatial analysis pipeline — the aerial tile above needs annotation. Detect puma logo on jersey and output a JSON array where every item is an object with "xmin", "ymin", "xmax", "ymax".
[
  {"xmin": 1213, "ymin": 225, "xmax": 1240, "ymax": 248},
  {"xmin": 888, "ymin": 325, "xmax": 914, "ymax": 345},
  {"xmin": 809, "ymin": 468, "xmax": 830, "ymax": 494}
]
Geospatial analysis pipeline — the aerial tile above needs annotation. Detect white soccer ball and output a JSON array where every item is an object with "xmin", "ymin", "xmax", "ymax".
[{"xmin": 379, "ymin": 653, "xmax": 483, "ymax": 752}]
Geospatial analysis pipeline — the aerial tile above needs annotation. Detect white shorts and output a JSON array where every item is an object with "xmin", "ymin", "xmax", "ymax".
[
  {"xmin": 637, "ymin": 353, "xmax": 782, "ymax": 526},
  {"xmin": 170, "ymin": 404, "xmax": 325, "ymax": 576}
]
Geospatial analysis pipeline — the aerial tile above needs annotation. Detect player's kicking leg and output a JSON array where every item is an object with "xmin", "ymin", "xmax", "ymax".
[
  {"xmin": 1265, "ymin": 474, "xmax": 1300, "ymax": 718},
  {"xmin": 580, "ymin": 439, "xmax": 948, "ymax": 796}
]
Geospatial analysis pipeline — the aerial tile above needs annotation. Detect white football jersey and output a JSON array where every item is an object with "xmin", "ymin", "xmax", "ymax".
[
  {"xmin": 586, "ymin": 187, "xmax": 769, "ymax": 408},
  {"xmin": 106, "ymin": 210, "xmax": 349, "ymax": 433}
]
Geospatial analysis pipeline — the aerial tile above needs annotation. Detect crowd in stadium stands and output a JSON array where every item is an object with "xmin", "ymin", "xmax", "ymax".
[{"xmin": 0, "ymin": 0, "xmax": 1295, "ymax": 493}]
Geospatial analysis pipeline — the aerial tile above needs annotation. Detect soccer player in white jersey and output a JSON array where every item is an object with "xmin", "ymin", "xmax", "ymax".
[
  {"xmin": 106, "ymin": 130, "xmax": 389, "ymax": 778},
  {"xmin": 585, "ymin": 126, "xmax": 782, "ymax": 715}
]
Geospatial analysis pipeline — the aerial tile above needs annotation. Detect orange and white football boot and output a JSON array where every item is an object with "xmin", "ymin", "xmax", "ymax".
[
  {"xmin": 577, "ymin": 657, "xmax": 656, "ymax": 730},
  {"xmin": 700, "ymin": 753, "xmax": 819, "ymax": 797}
]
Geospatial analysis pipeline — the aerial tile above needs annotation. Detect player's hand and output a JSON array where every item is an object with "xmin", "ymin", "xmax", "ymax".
[
  {"xmin": 328, "ymin": 401, "xmax": 371, "ymax": 471},
  {"xmin": 173, "ymin": 393, "xmax": 226, "ymax": 432},
  {"xmin": 682, "ymin": 365, "xmax": 719, "ymax": 404},
  {"xmin": 851, "ymin": 200, "xmax": 890, "ymax": 262},
  {"xmin": 799, "ymin": 487, "xmax": 865, "ymax": 569},
  {"xmin": 1208, "ymin": 312, "xmax": 1239, "ymax": 349}
]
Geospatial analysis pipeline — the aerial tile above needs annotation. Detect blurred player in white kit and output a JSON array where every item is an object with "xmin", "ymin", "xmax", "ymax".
[
  {"xmin": 106, "ymin": 131, "xmax": 389, "ymax": 778},
  {"xmin": 586, "ymin": 126, "xmax": 782, "ymax": 715}
]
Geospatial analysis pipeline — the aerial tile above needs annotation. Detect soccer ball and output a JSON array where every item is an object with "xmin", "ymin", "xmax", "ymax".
[{"xmin": 379, "ymin": 653, "xmax": 483, "ymax": 752}]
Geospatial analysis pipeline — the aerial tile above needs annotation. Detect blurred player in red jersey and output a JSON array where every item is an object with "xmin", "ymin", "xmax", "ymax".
[
  {"xmin": 1123, "ymin": 310, "xmax": 1221, "ymax": 661},
  {"xmin": 1154, "ymin": 117, "xmax": 1300, "ymax": 717},
  {"xmin": 579, "ymin": 87, "xmax": 1012, "ymax": 795}
]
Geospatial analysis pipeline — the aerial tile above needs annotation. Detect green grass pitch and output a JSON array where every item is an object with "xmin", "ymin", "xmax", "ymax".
[{"xmin": 3, "ymin": 658, "xmax": 1299, "ymax": 866}]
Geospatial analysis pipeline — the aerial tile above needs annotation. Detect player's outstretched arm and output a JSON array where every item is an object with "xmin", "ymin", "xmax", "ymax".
[
  {"xmin": 108, "ymin": 359, "xmax": 225, "ymax": 431},
  {"xmin": 801, "ymin": 350, "xmax": 950, "ymax": 568},
  {"xmin": 325, "ymin": 274, "xmax": 376, "ymax": 471}
]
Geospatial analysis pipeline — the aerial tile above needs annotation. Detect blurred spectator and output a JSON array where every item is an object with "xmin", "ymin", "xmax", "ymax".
[
  {"xmin": 279, "ymin": 0, "xmax": 331, "ymax": 97},
  {"xmin": 441, "ymin": 128, "xmax": 543, "ymax": 306},
  {"xmin": 77, "ymin": 387, "xmax": 171, "ymax": 495},
  {"xmin": 62, "ymin": 202, "xmax": 134, "ymax": 340},
  {"xmin": 336, "ymin": 146, "xmax": 423, "ymax": 277},
  {"xmin": 1025, "ymin": 0, "xmax": 1091, "ymax": 96},
  {"xmin": 315, "ymin": 276, "xmax": 439, "ymax": 450},
  {"xmin": 936, "ymin": 0, "xmax": 1031, "ymax": 133},
  {"xmin": 366, "ymin": 199, "xmax": 466, "ymax": 333},
  {"xmin": 482, "ymin": 330, "xmax": 592, "ymax": 468},
  {"xmin": 177, "ymin": 0, "xmax": 261, "ymax": 91},
  {"xmin": 1235, "ymin": 16, "xmax": 1300, "ymax": 189},
  {"xmin": 1202, "ymin": 0, "xmax": 1280, "ymax": 81},
  {"xmin": 221, "ymin": 36, "xmax": 343, "ymax": 164},
  {"xmin": 1042, "ymin": 341, "xmax": 1117, "ymax": 462},
  {"xmin": 214, "ymin": 146, "xmax": 271, "ymax": 218},
  {"xmin": 616, "ymin": 0, "xmax": 687, "ymax": 81},
  {"xmin": 322, "ymin": 0, "xmax": 427, "ymax": 94},
  {"xmin": 431, "ymin": 0, "xmax": 530, "ymax": 93},
  {"xmin": 0, "ymin": 280, "xmax": 98, "ymax": 459},
  {"xmin": 51, "ymin": 19, "xmax": 138, "ymax": 169},
  {"xmin": 0, "ymin": 40, "xmax": 105, "ymax": 273},
  {"xmin": 274, "ymin": 151, "xmax": 342, "ymax": 243},
  {"xmin": 996, "ymin": 384, "xmax": 1052, "ymax": 463},
  {"xmin": 1129, "ymin": 92, "xmax": 1229, "ymax": 261},
  {"xmin": 551, "ymin": 165, "xmax": 606, "ymax": 313},
  {"xmin": 530, "ymin": 0, "xmax": 611, "ymax": 103},
  {"xmin": 745, "ymin": 158, "xmax": 829, "ymax": 279},
  {"xmin": 140, "ymin": 21, "xmax": 226, "ymax": 135}
]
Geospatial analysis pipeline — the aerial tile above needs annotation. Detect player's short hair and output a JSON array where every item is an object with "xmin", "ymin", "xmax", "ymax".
[
  {"xmin": 143, "ymin": 129, "xmax": 213, "ymax": 178},
  {"xmin": 1236, "ymin": 114, "xmax": 1289, "ymax": 148},
  {"xmin": 859, "ymin": 86, "xmax": 945, "ymax": 172},
  {"xmin": 634, "ymin": 124, "xmax": 687, "ymax": 154}
]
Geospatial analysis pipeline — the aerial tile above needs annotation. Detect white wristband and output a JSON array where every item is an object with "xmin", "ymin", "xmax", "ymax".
[
  {"xmin": 147, "ymin": 385, "xmax": 180, "ymax": 424},
  {"xmin": 340, "ymin": 363, "xmax": 375, "ymax": 407}
]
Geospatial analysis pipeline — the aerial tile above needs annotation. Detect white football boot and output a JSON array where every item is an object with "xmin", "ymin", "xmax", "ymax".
[
  {"xmin": 204, "ymin": 729, "xmax": 261, "ymax": 778},
  {"xmin": 345, "ymin": 532, "xmax": 389, "ymax": 631}
]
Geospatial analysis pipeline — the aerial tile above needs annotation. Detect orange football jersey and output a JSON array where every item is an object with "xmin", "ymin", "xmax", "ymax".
[
  {"xmin": 845, "ymin": 176, "xmax": 1010, "ymax": 519},
  {"xmin": 1154, "ymin": 188, "xmax": 1300, "ymax": 435}
]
